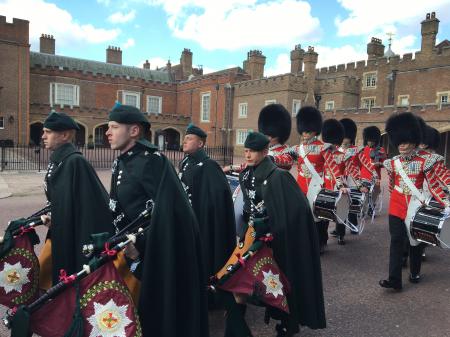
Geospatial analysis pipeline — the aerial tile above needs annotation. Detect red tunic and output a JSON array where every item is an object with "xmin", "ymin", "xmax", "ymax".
[
  {"xmin": 340, "ymin": 145, "xmax": 361, "ymax": 187},
  {"xmin": 383, "ymin": 151, "xmax": 449, "ymax": 220},
  {"xmin": 268, "ymin": 144, "xmax": 293, "ymax": 170},
  {"xmin": 324, "ymin": 147, "xmax": 345, "ymax": 190},
  {"xmin": 273, "ymin": 138, "xmax": 343, "ymax": 194},
  {"xmin": 359, "ymin": 146, "xmax": 386, "ymax": 183}
]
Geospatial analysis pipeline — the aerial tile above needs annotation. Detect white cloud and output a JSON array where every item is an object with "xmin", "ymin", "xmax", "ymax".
[
  {"xmin": 122, "ymin": 38, "xmax": 135, "ymax": 49},
  {"xmin": 0, "ymin": 0, "xmax": 120, "ymax": 51},
  {"xmin": 144, "ymin": 0, "xmax": 321, "ymax": 50},
  {"xmin": 335, "ymin": 0, "xmax": 450, "ymax": 37},
  {"xmin": 97, "ymin": 0, "xmax": 111, "ymax": 6},
  {"xmin": 265, "ymin": 53, "xmax": 291, "ymax": 76},
  {"xmin": 315, "ymin": 45, "xmax": 367, "ymax": 68},
  {"xmin": 136, "ymin": 57, "xmax": 169, "ymax": 69},
  {"xmin": 108, "ymin": 10, "xmax": 136, "ymax": 24}
]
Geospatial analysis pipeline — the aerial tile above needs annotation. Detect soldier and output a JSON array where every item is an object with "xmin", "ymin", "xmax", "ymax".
[
  {"xmin": 38, "ymin": 111, "xmax": 113, "ymax": 288},
  {"xmin": 272, "ymin": 107, "xmax": 346, "ymax": 253},
  {"xmin": 179, "ymin": 124, "xmax": 236, "ymax": 307},
  {"xmin": 379, "ymin": 113, "xmax": 450, "ymax": 290},
  {"xmin": 359, "ymin": 126, "xmax": 386, "ymax": 216},
  {"xmin": 217, "ymin": 132, "xmax": 325, "ymax": 337},
  {"xmin": 106, "ymin": 104, "xmax": 209, "ymax": 337}
]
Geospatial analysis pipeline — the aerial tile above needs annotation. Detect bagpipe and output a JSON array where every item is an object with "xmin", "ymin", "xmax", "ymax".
[
  {"xmin": 2, "ymin": 202, "xmax": 154, "ymax": 337},
  {"xmin": 209, "ymin": 203, "xmax": 291, "ymax": 314},
  {"xmin": 0, "ymin": 204, "xmax": 51, "ymax": 310}
]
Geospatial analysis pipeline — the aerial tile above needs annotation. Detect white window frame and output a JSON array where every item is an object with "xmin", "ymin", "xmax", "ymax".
[
  {"xmin": 200, "ymin": 92, "xmax": 211, "ymax": 122},
  {"xmin": 437, "ymin": 91, "xmax": 449, "ymax": 109},
  {"xmin": 122, "ymin": 91, "xmax": 140, "ymax": 108},
  {"xmin": 398, "ymin": 95, "xmax": 410, "ymax": 107},
  {"xmin": 146, "ymin": 95, "xmax": 162, "ymax": 115},
  {"xmin": 265, "ymin": 99, "xmax": 276, "ymax": 106},
  {"xmin": 0, "ymin": 117, "xmax": 4, "ymax": 129},
  {"xmin": 292, "ymin": 99, "xmax": 301, "ymax": 117},
  {"xmin": 325, "ymin": 101, "xmax": 335, "ymax": 111},
  {"xmin": 236, "ymin": 129, "xmax": 249, "ymax": 146},
  {"xmin": 50, "ymin": 83, "xmax": 80, "ymax": 108},
  {"xmin": 361, "ymin": 97, "xmax": 376, "ymax": 111},
  {"xmin": 363, "ymin": 71, "xmax": 377, "ymax": 89},
  {"xmin": 238, "ymin": 103, "xmax": 248, "ymax": 119}
]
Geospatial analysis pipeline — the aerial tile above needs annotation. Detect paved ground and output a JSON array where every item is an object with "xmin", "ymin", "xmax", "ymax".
[{"xmin": 0, "ymin": 171, "xmax": 450, "ymax": 337}]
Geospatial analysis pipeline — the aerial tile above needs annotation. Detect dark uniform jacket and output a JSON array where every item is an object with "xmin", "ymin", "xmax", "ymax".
[
  {"xmin": 179, "ymin": 148, "xmax": 236, "ymax": 280},
  {"xmin": 110, "ymin": 139, "xmax": 209, "ymax": 337},
  {"xmin": 44, "ymin": 142, "xmax": 113, "ymax": 284}
]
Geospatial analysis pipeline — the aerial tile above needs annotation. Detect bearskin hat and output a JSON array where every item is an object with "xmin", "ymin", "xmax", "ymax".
[
  {"xmin": 322, "ymin": 119, "xmax": 344, "ymax": 145},
  {"xmin": 416, "ymin": 116, "xmax": 427, "ymax": 137},
  {"xmin": 258, "ymin": 104, "xmax": 292, "ymax": 144},
  {"xmin": 385, "ymin": 112, "xmax": 422, "ymax": 148},
  {"xmin": 296, "ymin": 106, "xmax": 323, "ymax": 135},
  {"xmin": 363, "ymin": 126, "xmax": 381, "ymax": 145},
  {"xmin": 423, "ymin": 126, "xmax": 441, "ymax": 151},
  {"xmin": 340, "ymin": 118, "xmax": 357, "ymax": 144}
]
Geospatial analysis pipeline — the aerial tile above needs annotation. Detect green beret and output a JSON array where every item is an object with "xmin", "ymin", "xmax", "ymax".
[
  {"xmin": 108, "ymin": 104, "xmax": 150, "ymax": 129},
  {"xmin": 43, "ymin": 112, "xmax": 80, "ymax": 131},
  {"xmin": 186, "ymin": 124, "xmax": 207, "ymax": 138},
  {"xmin": 244, "ymin": 132, "xmax": 269, "ymax": 151}
]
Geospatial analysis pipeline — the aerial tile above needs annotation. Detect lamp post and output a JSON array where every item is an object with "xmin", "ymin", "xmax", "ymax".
[{"xmin": 214, "ymin": 83, "xmax": 219, "ymax": 147}]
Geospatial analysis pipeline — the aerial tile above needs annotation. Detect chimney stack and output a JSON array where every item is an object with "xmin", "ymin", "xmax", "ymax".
[
  {"xmin": 40, "ymin": 34, "xmax": 55, "ymax": 54},
  {"xmin": 143, "ymin": 60, "xmax": 150, "ymax": 69},
  {"xmin": 106, "ymin": 46, "xmax": 122, "ymax": 65},
  {"xmin": 367, "ymin": 37, "xmax": 385, "ymax": 60},
  {"xmin": 421, "ymin": 12, "xmax": 439, "ymax": 54},
  {"xmin": 290, "ymin": 44, "xmax": 305, "ymax": 73}
]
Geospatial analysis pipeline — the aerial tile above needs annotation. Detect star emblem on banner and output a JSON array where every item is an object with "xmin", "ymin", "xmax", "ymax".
[
  {"xmin": 262, "ymin": 269, "xmax": 284, "ymax": 298},
  {"xmin": 87, "ymin": 299, "xmax": 132, "ymax": 337},
  {"xmin": 0, "ymin": 261, "xmax": 31, "ymax": 294}
]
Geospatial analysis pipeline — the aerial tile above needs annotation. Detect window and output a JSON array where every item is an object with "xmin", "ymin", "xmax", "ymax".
[
  {"xmin": 50, "ymin": 83, "xmax": 79, "ymax": 107},
  {"xmin": 292, "ymin": 99, "xmax": 301, "ymax": 117},
  {"xmin": 0, "ymin": 117, "xmax": 4, "ymax": 129},
  {"xmin": 201, "ymin": 92, "xmax": 211, "ymax": 122},
  {"xmin": 437, "ymin": 92, "xmax": 449, "ymax": 109},
  {"xmin": 95, "ymin": 126, "xmax": 105, "ymax": 145},
  {"xmin": 238, "ymin": 103, "xmax": 248, "ymax": 118},
  {"xmin": 325, "ymin": 101, "xmax": 335, "ymax": 111},
  {"xmin": 265, "ymin": 99, "xmax": 276, "ymax": 106},
  {"xmin": 363, "ymin": 72, "xmax": 377, "ymax": 89},
  {"xmin": 146, "ymin": 96, "xmax": 162, "ymax": 115},
  {"xmin": 122, "ymin": 91, "xmax": 140, "ymax": 108},
  {"xmin": 236, "ymin": 129, "xmax": 249, "ymax": 145},
  {"xmin": 398, "ymin": 95, "xmax": 409, "ymax": 106},
  {"xmin": 361, "ymin": 97, "xmax": 376, "ymax": 110}
]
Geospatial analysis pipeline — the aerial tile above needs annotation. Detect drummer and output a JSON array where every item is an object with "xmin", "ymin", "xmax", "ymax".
[
  {"xmin": 380, "ymin": 112, "xmax": 450, "ymax": 291},
  {"xmin": 272, "ymin": 107, "xmax": 347, "ymax": 253}
]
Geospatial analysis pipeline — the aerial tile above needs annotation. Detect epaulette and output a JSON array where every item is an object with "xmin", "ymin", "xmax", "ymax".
[
  {"xmin": 422, "ymin": 152, "xmax": 441, "ymax": 172},
  {"xmin": 136, "ymin": 138, "xmax": 158, "ymax": 151},
  {"xmin": 322, "ymin": 142, "xmax": 333, "ymax": 151},
  {"xmin": 383, "ymin": 158, "xmax": 393, "ymax": 173}
]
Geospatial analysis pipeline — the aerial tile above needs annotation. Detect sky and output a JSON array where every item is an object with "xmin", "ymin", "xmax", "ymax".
[{"xmin": 2, "ymin": 0, "xmax": 450, "ymax": 76}]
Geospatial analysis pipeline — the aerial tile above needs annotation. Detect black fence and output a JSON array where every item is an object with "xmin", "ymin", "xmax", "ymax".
[{"xmin": 0, "ymin": 145, "xmax": 234, "ymax": 172}]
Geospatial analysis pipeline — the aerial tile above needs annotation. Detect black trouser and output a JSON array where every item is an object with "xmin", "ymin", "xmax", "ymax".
[
  {"xmin": 317, "ymin": 220, "xmax": 329, "ymax": 245},
  {"xmin": 219, "ymin": 290, "xmax": 252, "ymax": 337},
  {"xmin": 388, "ymin": 215, "xmax": 423, "ymax": 284}
]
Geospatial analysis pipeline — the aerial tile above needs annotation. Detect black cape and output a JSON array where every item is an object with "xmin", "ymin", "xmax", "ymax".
[
  {"xmin": 115, "ymin": 141, "xmax": 209, "ymax": 337},
  {"xmin": 179, "ymin": 149, "xmax": 236, "ymax": 280},
  {"xmin": 250, "ymin": 157, "xmax": 326, "ymax": 329},
  {"xmin": 44, "ymin": 143, "xmax": 113, "ymax": 284}
]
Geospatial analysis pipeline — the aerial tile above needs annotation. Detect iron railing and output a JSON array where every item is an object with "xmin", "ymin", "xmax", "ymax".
[{"xmin": 0, "ymin": 145, "xmax": 234, "ymax": 172}]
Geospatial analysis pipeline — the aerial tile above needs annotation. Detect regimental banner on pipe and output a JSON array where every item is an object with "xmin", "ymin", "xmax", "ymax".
[
  {"xmin": 0, "ymin": 234, "xmax": 40, "ymax": 308},
  {"xmin": 30, "ymin": 261, "xmax": 141, "ymax": 337}
]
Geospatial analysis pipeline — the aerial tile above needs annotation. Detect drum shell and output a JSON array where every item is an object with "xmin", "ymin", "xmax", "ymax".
[
  {"xmin": 349, "ymin": 189, "xmax": 367, "ymax": 215},
  {"xmin": 313, "ymin": 189, "xmax": 350, "ymax": 222},
  {"xmin": 411, "ymin": 205, "xmax": 450, "ymax": 248}
]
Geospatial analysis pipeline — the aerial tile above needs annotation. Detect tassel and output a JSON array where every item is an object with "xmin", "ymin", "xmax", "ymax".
[{"xmin": 63, "ymin": 283, "xmax": 84, "ymax": 337}]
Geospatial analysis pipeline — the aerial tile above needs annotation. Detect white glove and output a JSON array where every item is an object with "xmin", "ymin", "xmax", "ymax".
[{"xmin": 444, "ymin": 207, "xmax": 450, "ymax": 216}]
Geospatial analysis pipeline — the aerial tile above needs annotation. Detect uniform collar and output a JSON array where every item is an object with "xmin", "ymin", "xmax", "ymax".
[
  {"xmin": 187, "ymin": 148, "xmax": 208, "ymax": 163},
  {"xmin": 50, "ymin": 142, "xmax": 78, "ymax": 163},
  {"xmin": 253, "ymin": 156, "xmax": 277, "ymax": 183},
  {"xmin": 399, "ymin": 148, "xmax": 418, "ymax": 161},
  {"xmin": 302, "ymin": 136, "xmax": 317, "ymax": 145}
]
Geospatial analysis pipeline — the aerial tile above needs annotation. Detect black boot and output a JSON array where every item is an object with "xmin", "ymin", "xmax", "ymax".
[{"xmin": 222, "ymin": 293, "xmax": 252, "ymax": 337}]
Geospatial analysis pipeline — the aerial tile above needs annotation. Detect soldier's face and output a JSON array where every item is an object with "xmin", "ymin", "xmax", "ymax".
[
  {"xmin": 106, "ymin": 122, "xmax": 136, "ymax": 151},
  {"xmin": 301, "ymin": 131, "xmax": 316, "ymax": 142},
  {"xmin": 41, "ymin": 128, "xmax": 69, "ymax": 150},
  {"xmin": 244, "ymin": 148, "xmax": 268, "ymax": 166},
  {"xmin": 341, "ymin": 138, "xmax": 352, "ymax": 148},
  {"xmin": 398, "ymin": 143, "xmax": 416, "ymax": 155},
  {"xmin": 183, "ymin": 134, "xmax": 204, "ymax": 154}
]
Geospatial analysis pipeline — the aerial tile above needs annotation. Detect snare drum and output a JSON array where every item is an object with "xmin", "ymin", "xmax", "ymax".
[
  {"xmin": 349, "ymin": 189, "xmax": 368, "ymax": 216},
  {"xmin": 411, "ymin": 205, "xmax": 450, "ymax": 248},
  {"xmin": 313, "ymin": 189, "xmax": 350, "ymax": 222}
]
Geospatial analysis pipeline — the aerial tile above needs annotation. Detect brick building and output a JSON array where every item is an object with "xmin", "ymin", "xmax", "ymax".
[
  {"xmin": 0, "ymin": 12, "xmax": 449, "ymax": 162},
  {"xmin": 232, "ymin": 12, "xmax": 450, "ymax": 162}
]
